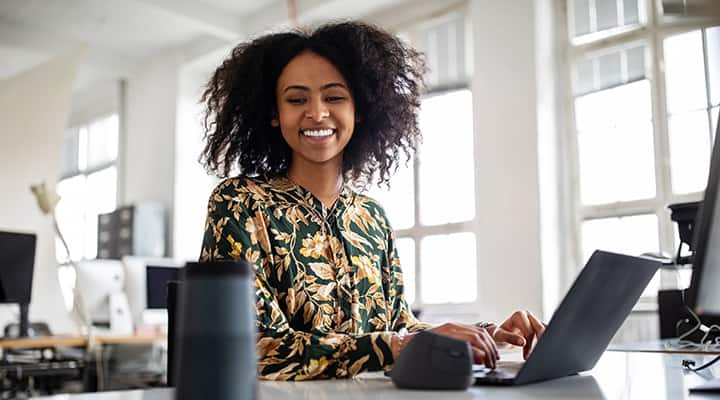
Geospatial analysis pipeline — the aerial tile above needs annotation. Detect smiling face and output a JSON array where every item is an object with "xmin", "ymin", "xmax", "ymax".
[{"xmin": 274, "ymin": 50, "xmax": 356, "ymax": 171}]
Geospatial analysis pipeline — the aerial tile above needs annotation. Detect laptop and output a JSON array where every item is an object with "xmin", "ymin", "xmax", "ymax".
[{"xmin": 474, "ymin": 250, "xmax": 659, "ymax": 385}]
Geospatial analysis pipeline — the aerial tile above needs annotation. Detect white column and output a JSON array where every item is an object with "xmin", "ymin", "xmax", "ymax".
[
  {"xmin": 471, "ymin": 0, "xmax": 544, "ymax": 322},
  {"xmin": 123, "ymin": 51, "xmax": 180, "ymax": 256}
]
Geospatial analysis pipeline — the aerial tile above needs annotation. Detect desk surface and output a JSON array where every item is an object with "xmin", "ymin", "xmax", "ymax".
[
  {"xmin": 30, "ymin": 351, "xmax": 720, "ymax": 399},
  {"xmin": 608, "ymin": 339, "xmax": 720, "ymax": 355},
  {"xmin": 0, "ymin": 335, "xmax": 164, "ymax": 349}
]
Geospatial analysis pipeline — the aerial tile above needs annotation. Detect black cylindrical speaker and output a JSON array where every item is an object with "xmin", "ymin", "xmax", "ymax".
[{"xmin": 175, "ymin": 260, "xmax": 256, "ymax": 400}]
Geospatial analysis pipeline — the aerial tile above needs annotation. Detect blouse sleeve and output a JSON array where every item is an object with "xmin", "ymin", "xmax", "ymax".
[{"xmin": 199, "ymin": 185, "xmax": 396, "ymax": 380}]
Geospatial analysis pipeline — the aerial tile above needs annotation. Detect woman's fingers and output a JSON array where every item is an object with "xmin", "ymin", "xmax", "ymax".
[
  {"xmin": 527, "ymin": 311, "xmax": 546, "ymax": 339},
  {"xmin": 472, "ymin": 348, "xmax": 488, "ymax": 366},
  {"xmin": 478, "ymin": 330, "xmax": 499, "ymax": 364},
  {"xmin": 430, "ymin": 323, "xmax": 499, "ymax": 368},
  {"xmin": 493, "ymin": 328, "xmax": 526, "ymax": 346}
]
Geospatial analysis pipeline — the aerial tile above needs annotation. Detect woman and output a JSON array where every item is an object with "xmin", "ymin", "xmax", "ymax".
[{"xmin": 199, "ymin": 21, "xmax": 544, "ymax": 381}]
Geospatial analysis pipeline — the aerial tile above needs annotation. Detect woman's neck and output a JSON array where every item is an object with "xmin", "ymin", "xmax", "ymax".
[{"xmin": 287, "ymin": 159, "xmax": 344, "ymax": 209}]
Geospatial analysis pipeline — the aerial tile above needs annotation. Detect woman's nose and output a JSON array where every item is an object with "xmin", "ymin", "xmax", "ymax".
[{"xmin": 306, "ymin": 99, "xmax": 329, "ymax": 121}]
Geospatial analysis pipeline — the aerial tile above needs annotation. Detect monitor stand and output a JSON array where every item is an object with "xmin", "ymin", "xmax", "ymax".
[{"xmin": 18, "ymin": 302, "xmax": 29, "ymax": 337}]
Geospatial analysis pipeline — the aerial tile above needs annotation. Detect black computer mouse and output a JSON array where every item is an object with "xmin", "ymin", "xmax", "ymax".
[{"xmin": 390, "ymin": 330, "xmax": 474, "ymax": 390}]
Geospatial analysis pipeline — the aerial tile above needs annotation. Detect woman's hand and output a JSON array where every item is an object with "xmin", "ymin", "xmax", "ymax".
[
  {"xmin": 395, "ymin": 323, "xmax": 498, "ymax": 368},
  {"xmin": 491, "ymin": 310, "xmax": 546, "ymax": 360}
]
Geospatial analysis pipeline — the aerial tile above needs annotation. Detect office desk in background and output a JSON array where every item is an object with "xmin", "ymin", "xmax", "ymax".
[
  {"xmin": 29, "ymin": 351, "xmax": 720, "ymax": 400},
  {"xmin": 0, "ymin": 335, "xmax": 164, "ymax": 350},
  {"xmin": 1, "ymin": 335, "xmax": 166, "ymax": 394}
]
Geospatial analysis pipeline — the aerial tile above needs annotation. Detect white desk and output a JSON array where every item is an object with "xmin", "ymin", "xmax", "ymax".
[
  {"xmin": 31, "ymin": 351, "xmax": 720, "ymax": 399},
  {"xmin": 608, "ymin": 339, "xmax": 720, "ymax": 355}
]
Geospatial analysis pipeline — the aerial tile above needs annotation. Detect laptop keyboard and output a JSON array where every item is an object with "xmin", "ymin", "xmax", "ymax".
[{"xmin": 473, "ymin": 361, "xmax": 524, "ymax": 381}]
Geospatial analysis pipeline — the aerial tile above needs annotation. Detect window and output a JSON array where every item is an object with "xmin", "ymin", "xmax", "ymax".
[
  {"xmin": 56, "ymin": 114, "xmax": 119, "ymax": 262},
  {"xmin": 565, "ymin": 0, "xmax": 720, "ymax": 300},
  {"xmin": 369, "ymin": 13, "xmax": 476, "ymax": 309}
]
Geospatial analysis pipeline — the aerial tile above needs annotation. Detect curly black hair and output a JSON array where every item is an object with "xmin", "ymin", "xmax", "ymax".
[{"xmin": 200, "ymin": 20, "xmax": 426, "ymax": 188}]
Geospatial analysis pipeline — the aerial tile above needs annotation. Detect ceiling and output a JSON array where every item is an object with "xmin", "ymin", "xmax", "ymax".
[{"xmin": 0, "ymin": 0, "xmax": 414, "ymax": 92}]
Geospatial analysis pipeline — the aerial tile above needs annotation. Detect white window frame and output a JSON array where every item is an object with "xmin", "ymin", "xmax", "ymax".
[
  {"xmin": 387, "ymin": 9, "xmax": 486, "ymax": 319},
  {"xmin": 561, "ymin": 0, "xmax": 720, "ymax": 308},
  {"xmin": 58, "ymin": 113, "xmax": 120, "ymax": 262}
]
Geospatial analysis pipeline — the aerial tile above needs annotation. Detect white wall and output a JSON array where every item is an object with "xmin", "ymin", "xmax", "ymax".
[
  {"xmin": 173, "ymin": 52, "xmax": 225, "ymax": 262},
  {"xmin": 0, "ymin": 48, "xmax": 86, "ymax": 334},
  {"xmin": 122, "ymin": 50, "xmax": 181, "ymax": 256},
  {"xmin": 470, "ymin": 1, "xmax": 544, "ymax": 323},
  {"xmin": 68, "ymin": 81, "xmax": 119, "ymax": 129}
]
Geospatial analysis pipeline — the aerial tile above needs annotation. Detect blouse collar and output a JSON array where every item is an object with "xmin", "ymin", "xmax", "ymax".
[{"xmin": 267, "ymin": 175, "xmax": 355, "ymax": 214}]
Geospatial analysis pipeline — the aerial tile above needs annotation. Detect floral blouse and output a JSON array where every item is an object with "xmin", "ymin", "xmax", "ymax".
[{"xmin": 199, "ymin": 175, "xmax": 430, "ymax": 380}]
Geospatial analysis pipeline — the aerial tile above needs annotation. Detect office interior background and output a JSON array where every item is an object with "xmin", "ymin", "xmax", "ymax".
[{"xmin": 0, "ymin": 0, "xmax": 719, "ymax": 344}]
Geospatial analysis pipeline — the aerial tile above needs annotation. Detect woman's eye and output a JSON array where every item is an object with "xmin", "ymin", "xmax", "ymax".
[
  {"xmin": 287, "ymin": 98, "xmax": 306, "ymax": 104},
  {"xmin": 326, "ymin": 96, "xmax": 346, "ymax": 102}
]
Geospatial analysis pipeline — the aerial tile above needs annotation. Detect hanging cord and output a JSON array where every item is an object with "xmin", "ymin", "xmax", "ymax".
[
  {"xmin": 665, "ymin": 268, "xmax": 720, "ymax": 353},
  {"xmin": 683, "ymin": 355, "xmax": 720, "ymax": 372}
]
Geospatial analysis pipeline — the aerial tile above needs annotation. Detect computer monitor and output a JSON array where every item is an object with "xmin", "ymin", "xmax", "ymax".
[
  {"xmin": 122, "ymin": 256, "xmax": 182, "ymax": 326},
  {"xmin": 146, "ymin": 265, "xmax": 180, "ymax": 309},
  {"xmin": 686, "ymin": 112, "xmax": 720, "ymax": 316},
  {"xmin": 75, "ymin": 259, "xmax": 133, "ymax": 334},
  {"xmin": 0, "ymin": 231, "xmax": 36, "ymax": 337}
]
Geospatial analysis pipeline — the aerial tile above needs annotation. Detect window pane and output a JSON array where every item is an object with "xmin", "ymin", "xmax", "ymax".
[
  {"xmin": 582, "ymin": 214, "xmax": 660, "ymax": 297},
  {"xmin": 573, "ymin": 0, "xmax": 591, "ymax": 37},
  {"xmin": 623, "ymin": 0, "xmax": 639, "ymax": 25},
  {"xmin": 574, "ymin": 44, "xmax": 646, "ymax": 96},
  {"xmin": 418, "ymin": 90, "xmax": 475, "ymax": 225},
  {"xmin": 396, "ymin": 238, "xmax": 415, "ymax": 304},
  {"xmin": 575, "ymin": 80, "xmax": 656, "ymax": 204},
  {"xmin": 56, "ymin": 176, "xmax": 87, "ymax": 262},
  {"xmin": 86, "ymin": 115, "xmax": 119, "ymax": 169},
  {"xmin": 421, "ymin": 232, "xmax": 476, "ymax": 304},
  {"xmin": 712, "ymin": 106, "xmax": 719, "ymax": 139},
  {"xmin": 575, "ymin": 58, "xmax": 595, "ymax": 95},
  {"xmin": 626, "ymin": 45, "xmax": 646, "ymax": 82},
  {"xmin": 668, "ymin": 110, "xmax": 712, "ymax": 194},
  {"xmin": 598, "ymin": 52, "xmax": 622, "ymax": 89},
  {"xmin": 664, "ymin": 30, "xmax": 707, "ymax": 114},
  {"xmin": 708, "ymin": 27, "xmax": 720, "ymax": 107},
  {"xmin": 596, "ymin": 0, "xmax": 618, "ymax": 31},
  {"xmin": 86, "ymin": 166, "xmax": 117, "ymax": 215},
  {"xmin": 570, "ymin": 0, "xmax": 641, "ymax": 39},
  {"xmin": 412, "ymin": 15, "xmax": 468, "ymax": 91},
  {"xmin": 367, "ymin": 160, "xmax": 414, "ymax": 230}
]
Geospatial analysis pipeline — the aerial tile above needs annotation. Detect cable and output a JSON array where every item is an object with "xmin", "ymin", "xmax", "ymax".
[
  {"xmin": 676, "ymin": 306, "xmax": 703, "ymax": 342},
  {"xmin": 700, "ymin": 325, "xmax": 720, "ymax": 348},
  {"xmin": 683, "ymin": 355, "xmax": 720, "ymax": 372}
]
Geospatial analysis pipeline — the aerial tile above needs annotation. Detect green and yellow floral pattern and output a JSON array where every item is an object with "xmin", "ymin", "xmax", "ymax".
[{"xmin": 200, "ymin": 176, "xmax": 429, "ymax": 380}]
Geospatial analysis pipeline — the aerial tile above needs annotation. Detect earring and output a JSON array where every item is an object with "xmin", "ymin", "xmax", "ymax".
[{"xmin": 271, "ymin": 119, "xmax": 279, "ymax": 127}]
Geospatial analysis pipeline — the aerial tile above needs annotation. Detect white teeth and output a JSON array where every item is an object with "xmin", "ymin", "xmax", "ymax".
[{"xmin": 301, "ymin": 129, "xmax": 334, "ymax": 137}]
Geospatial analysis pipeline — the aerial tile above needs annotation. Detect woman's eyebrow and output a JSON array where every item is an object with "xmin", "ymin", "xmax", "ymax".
[
  {"xmin": 283, "ymin": 85, "xmax": 309, "ymax": 93},
  {"xmin": 320, "ymin": 82, "xmax": 348, "ymax": 91},
  {"xmin": 282, "ymin": 82, "xmax": 348, "ymax": 93}
]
